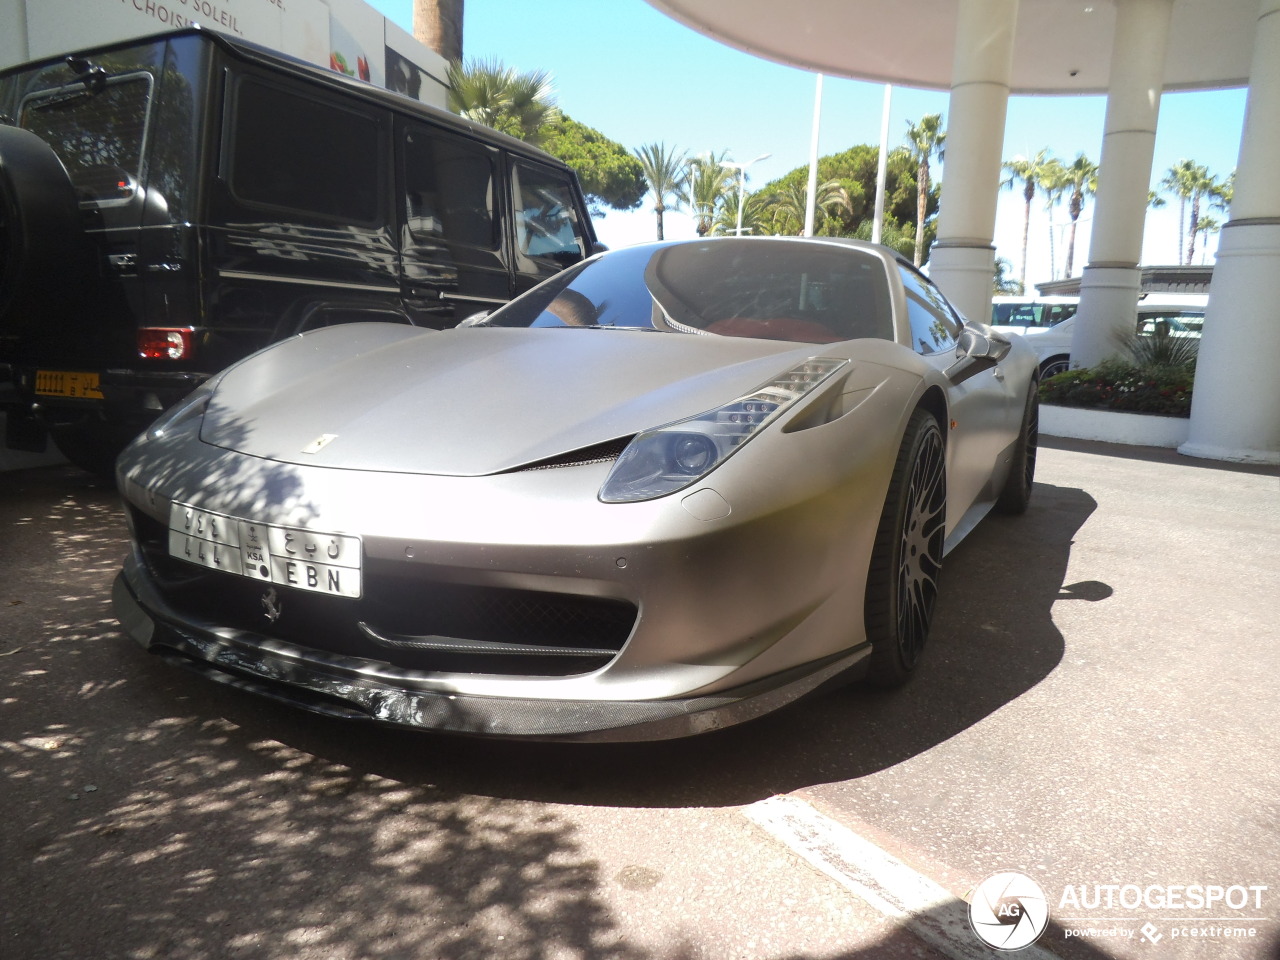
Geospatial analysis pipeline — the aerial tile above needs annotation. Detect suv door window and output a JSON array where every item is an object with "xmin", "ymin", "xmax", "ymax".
[
  {"xmin": 399, "ymin": 120, "xmax": 510, "ymax": 324},
  {"xmin": 511, "ymin": 161, "xmax": 587, "ymax": 290},
  {"xmin": 899, "ymin": 266, "xmax": 960, "ymax": 355},
  {"xmin": 229, "ymin": 77, "xmax": 380, "ymax": 224}
]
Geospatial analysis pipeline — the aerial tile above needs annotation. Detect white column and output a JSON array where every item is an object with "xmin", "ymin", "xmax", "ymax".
[
  {"xmin": 1070, "ymin": 0, "xmax": 1173, "ymax": 368},
  {"xmin": 803, "ymin": 74, "xmax": 824, "ymax": 238},
  {"xmin": 928, "ymin": 0, "xmax": 1019, "ymax": 325},
  {"xmin": 1181, "ymin": 0, "xmax": 1280, "ymax": 464}
]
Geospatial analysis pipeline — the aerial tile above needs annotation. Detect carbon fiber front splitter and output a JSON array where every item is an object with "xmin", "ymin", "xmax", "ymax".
[{"xmin": 113, "ymin": 557, "xmax": 869, "ymax": 742}]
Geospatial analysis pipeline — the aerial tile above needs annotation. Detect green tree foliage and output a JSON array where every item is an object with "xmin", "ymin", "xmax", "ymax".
[
  {"xmin": 713, "ymin": 190, "xmax": 768, "ymax": 238},
  {"xmin": 634, "ymin": 142, "xmax": 688, "ymax": 241},
  {"xmin": 764, "ymin": 180, "xmax": 853, "ymax": 236},
  {"xmin": 447, "ymin": 61, "xmax": 643, "ymax": 217},
  {"xmin": 852, "ymin": 218, "xmax": 917, "ymax": 260},
  {"xmin": 446, "ymin": 58, "xmax": 558, "ymax": 146},
  {"xmin": 541, "ymin": 115, "xmax": 646, "ymax": 216},
  {"xmin": 993, "ymin": 256, "xmax": 1023, "ymax": 295},
  {"xmin": 752, "ymin": 144, "xmax": 931, "ymax": 247},
  {"xmin": 679, "ymin": 152, "xmax": 737, "ymax": 237}
]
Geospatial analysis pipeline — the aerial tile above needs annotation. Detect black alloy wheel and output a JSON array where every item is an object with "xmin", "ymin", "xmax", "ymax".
[{"xmin": 865, "ymin": 408, "xmax": 946, "ymax": 687}]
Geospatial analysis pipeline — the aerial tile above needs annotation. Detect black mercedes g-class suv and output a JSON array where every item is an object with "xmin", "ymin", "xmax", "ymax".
[{"xmin": 0, "ymin": 27, "xmax": 598, "ymax": 474}]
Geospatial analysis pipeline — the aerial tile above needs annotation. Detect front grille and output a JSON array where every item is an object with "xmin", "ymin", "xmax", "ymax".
[{"xmin": 129, "ymin": 508, "xmax": 636, "ymax": 677}]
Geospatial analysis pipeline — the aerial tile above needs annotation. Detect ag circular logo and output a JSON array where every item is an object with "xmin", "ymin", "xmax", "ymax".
[{"xmin": 969, "ymin": 871, "xmax": 1050, "ymax": 950}]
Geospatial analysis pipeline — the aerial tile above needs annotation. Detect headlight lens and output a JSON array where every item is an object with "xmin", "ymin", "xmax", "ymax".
[{"xmin": 599, "ymin": 357, "xmax": 847, "ymax": 503}]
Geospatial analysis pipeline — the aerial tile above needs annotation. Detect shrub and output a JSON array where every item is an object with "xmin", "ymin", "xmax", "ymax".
[{"xmin": 1039, "ymin": 356, "xmax": 1195, "ymax": 417}]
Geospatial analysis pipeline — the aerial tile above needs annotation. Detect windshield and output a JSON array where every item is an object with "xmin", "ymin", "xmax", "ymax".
[{"xmin": 484, "ymin": 239, "xmax": 894, "ymax": 344}]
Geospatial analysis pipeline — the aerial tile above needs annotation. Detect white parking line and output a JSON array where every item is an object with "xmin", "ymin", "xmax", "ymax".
[{"xmin": 744, "ymin": 795, "xmax": 1058, "ymax": 960}]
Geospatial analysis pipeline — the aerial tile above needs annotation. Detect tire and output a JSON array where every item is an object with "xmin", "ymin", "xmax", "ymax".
[
  {"xmin": 0, "ymin": 126, "xmax": 82, "ymax": 324},
  {"xmin": 995, "ymin": 383, "xmax": 1038, "ymax": 515},
  {"xmin": 49, "ymin": 421, "xmax": 129, "ymax": 479},
  {"xmin": 864, "ymin": 409, "xmax": 946, "ymax": 688},
  {"xmin": 1039, "ymin": 355, "xmax": 1070, "ymax": 379}
]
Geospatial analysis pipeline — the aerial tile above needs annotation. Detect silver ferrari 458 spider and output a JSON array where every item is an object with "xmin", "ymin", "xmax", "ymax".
[{"xmin": 113, "ymin": 237, "xmax": 1039, "ymax": 740}]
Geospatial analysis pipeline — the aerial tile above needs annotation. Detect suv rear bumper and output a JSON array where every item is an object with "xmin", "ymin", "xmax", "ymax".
[{"xmin": 2, "ymin": 366, "xmax": 208, "ymax": 444}]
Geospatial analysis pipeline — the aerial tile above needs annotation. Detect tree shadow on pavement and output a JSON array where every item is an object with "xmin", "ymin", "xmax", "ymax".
[
  {"xmin": 1, "ymin": 467, "xmax": 1111, "ymax": 960},
  {"xmin": 200, "ymin": 479, "xmax": 1101, "ymax": 812}
]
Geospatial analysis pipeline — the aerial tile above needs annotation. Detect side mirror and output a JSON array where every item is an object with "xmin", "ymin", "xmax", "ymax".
[{"xmin": 945, "ymin": 325, "xmax": 1011, "ymax": 385}]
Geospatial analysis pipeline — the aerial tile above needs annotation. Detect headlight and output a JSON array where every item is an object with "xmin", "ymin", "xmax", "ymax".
[{"xmin": 599, "ymin": 357, "xmax": 847, "ymax": 503}]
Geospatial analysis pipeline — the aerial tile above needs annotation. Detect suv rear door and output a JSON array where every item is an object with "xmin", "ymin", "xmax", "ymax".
[{"xmin": 397, "ymin": 117, "xmax": 512, "ymax": 326}]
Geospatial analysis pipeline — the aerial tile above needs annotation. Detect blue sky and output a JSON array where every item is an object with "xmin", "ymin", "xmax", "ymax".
[{"xmin": 367, "ymin": 0, "xmax": 1247, "ymax": 288}]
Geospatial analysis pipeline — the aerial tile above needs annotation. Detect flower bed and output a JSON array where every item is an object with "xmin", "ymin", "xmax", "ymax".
[{"xmin": 1038, "ymin": 358, "xmax": 1193, "ymax": 418}]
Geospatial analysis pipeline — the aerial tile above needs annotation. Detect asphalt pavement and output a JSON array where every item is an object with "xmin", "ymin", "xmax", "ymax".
[{"xmin": 1, "ymin": 439, "xmax": 1277, "ymax": 960}]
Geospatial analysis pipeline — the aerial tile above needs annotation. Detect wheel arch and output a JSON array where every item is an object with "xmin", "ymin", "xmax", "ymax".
[{"xmin": 915, "ymin": 384, "xmax": 949, "ymax": 445}]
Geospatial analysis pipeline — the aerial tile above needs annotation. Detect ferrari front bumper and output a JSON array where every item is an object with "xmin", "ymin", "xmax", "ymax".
[{"xmin": 114, "ymin": 554, "xmax": 869, "ymax": 741}]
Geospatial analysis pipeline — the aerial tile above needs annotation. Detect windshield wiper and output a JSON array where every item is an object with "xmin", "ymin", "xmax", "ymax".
[{"xmin": 65, "ymin": 56, "xmax": 108, "ymax": 95}]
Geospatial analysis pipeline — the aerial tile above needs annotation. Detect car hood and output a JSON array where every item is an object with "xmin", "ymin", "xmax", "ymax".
[{"xmin": 200, "ymin": 324, "xmax": 829, "ymax": 476}]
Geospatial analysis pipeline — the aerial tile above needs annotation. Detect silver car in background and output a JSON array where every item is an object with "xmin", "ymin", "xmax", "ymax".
[
  {"xmin": 991, "ymin": 294, "xmax": 1207, "ymax": 377},
  {"xmin": 113, "ymin": 238, "xmax": 1039, "ymax": 740}
]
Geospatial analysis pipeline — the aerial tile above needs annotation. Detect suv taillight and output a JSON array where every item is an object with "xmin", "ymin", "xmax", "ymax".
[{"xmin": 138, "ymin": 327, "xmax": 195, "ymax": 360}]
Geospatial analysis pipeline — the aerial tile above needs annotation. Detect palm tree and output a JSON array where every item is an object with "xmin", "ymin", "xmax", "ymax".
[
  {"xmin": 765, "ymin": 180, "xmax": 852, "ymax": 236},
  {"xmin": 634, "ymin": 142, "xmax": 688, "ymax": 241},
  {"xmin": 993, "ymin": 256, "xmax": 1023, "ymax": 295},
  {"xmin": 1212, "ymin": 171, "xmax": 1235, "ymax": 215},
  {"xmin": 1002, "ymin": 149, "xmax": 1055, "ymax": 290},
  {"xmin": 1060, "ymin": 153, "xmax": 1098, "ymax": 279},
  {"xmin": 680, "ymin": 152, "xmax": 735, "ymax": 237},
  {"xmin": 714, "ymin": 190, "xmax": 767, "ymax": 237},
  {"xmin": 1194, "ymin": 215, "xmax": 1222, "ymax": 264},
  {"xmin": 1160, "ymin": 160, "xmax": 1199, "ymax": 264},
  {"xmin": 413, "ymin": 0, "xmax": 463, "ymax": 63},
  {"xmin": 1037, "ymin": 157, "xmax": 1068, "ymax": 280},
  {"xmin": 1182, "ymin": 164, "xmax": 1219, "ymax": 265},
  {"xmin": 904, "ymin": 114, "xmax": 945, "ymax": 266},
  {"xmin": 853, "ymin": 218, "xmax": 916, "ymax": 259},
  {"xmin": 447, "ymin": 59, "xmax": 558, "ymax": 146}
]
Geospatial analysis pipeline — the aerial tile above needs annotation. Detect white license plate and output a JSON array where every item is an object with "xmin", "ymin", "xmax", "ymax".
[{"xmin": 168, "ymin": 502, "xmax": 362, "ymax": 598}]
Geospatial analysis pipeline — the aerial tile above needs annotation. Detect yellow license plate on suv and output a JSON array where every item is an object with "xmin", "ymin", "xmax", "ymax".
[{"xmin": 35, "ymin": 370, "xmax": 104, "ymax": 399}]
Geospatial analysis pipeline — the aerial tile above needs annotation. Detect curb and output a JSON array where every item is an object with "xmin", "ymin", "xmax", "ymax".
[{"xmin": 1039, "ymin": 404, "xmax": 1190, "ymax": 448}]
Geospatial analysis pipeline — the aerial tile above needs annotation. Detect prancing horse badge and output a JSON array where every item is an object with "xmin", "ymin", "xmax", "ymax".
[
  {"xmin": 301, "ymin": 433, "xmax": 338, "ymax": 454},
  {"xmin": 262, "ymin": 586, "xmax": 282, "ymax": 623}
]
